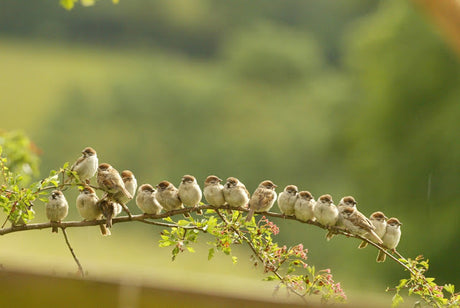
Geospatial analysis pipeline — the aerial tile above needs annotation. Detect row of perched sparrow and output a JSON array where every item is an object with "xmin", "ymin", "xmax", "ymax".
[{"xmin": 45, "ymin": 147, "xmax": 401, "ymax": 262}]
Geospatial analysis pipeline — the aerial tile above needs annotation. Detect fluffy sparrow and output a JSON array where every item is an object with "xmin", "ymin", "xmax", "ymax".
[
  {"xmin": 223, "ymin": 177, "xmax": 250, "ymax": 209},
  {"xmin": 156, "ymin": 181, "xmax": 188, "ymax": 217},
  {"xmin": 313, "ymin": 194, "xmax": 339, "ymax": 240},
  {"xmin": 377, "ymin": 217, "xmax": 402, "ymax": 262},
  {"xmin": 136, "ymin": 184, "xmax": 162, "ymax": 215},
  {"xmin": 294, "ymin": 191, "xmax": 316, "ymax": 222},
  {"xmin": 359, "ymin": 211, "xmax": 387, "ymax": 249},
  {"xmin": 337, "ymin": 196, "xmax": 357, "ymax": 209},
  {"xmin": 46, "ymin": 190, "xmax": 69, "ymax": 233},
  {"xmin": 70, "ymin": 147, "xmax": 98, "ymax": 183},
  {"xmin": 339, "ymin": 206, "xmax": 383, "ymax": 244},
  {"xmin": 97, "ymin": 163, "xmax": 133, "ymax": 216},
  {"xmin": 203, "ymin": 175, "xmax": 225, "ymax": 207},
  {"xmin": 98, "ymin": 197, "xmax": 122, "ymax": 228},
  {"xmin": 178, "ymin": 175, "xmax": 203, "ymax": 214},
  {"xmin": 76, "ymin": 187, "xmax": 110, "ymax": 236},
  {"xmin": 246, "ymin": 180, "xmax": 277, "ymax": 222},
  {"xmin": 113, "ymin": 170, "xmax": 137, "ymax": 205},
  {"xmin": 277, "ymin": 185, "xmax": 298, "ymax": 216}
]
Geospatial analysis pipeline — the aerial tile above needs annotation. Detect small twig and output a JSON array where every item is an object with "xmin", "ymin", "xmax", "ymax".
[{"xmin": 61, "ymin": 227, "xmax": 84, "ymax": 277}]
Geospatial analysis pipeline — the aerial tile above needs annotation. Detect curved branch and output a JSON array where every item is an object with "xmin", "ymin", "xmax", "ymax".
[{"xmin": 61, "ymin": 227, "xmax": 84, "ymax": 277}]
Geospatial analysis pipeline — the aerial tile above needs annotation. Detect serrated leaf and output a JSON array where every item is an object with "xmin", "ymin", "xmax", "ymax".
[
  {"xmin": 62, "ymin": 162, "xmax": 69, "ymax": 169},
  {"xmin": 177, "ymin": 220, "xmax": 190, "ymax": 227},
  {"xmin": 444, "ymin": 284, "xmax": 455, "ymax": 294},
  {"xmin": 391, "ymin": 293, "xmax": 404, "ymax": 308},
  {"xmin": 187, "ymin": 247, "xmax": 195, "ymax": 253},
  {"xmin": 397, "ymin": 279, "xmax": 408, "ymax": 289},
  {"xmin": 163, "ymin": 217, "xmax": 173, "ymax": 223}
]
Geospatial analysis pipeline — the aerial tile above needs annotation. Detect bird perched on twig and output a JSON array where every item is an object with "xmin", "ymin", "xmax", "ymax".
[
  {"xmin": 377, "ymin": 217, "xmax": 402, "ymax": 262},
  {"xmin": 339, "ymin": 206, "xmax": 383, "ymax": 245},
  {"xmin": 112, "ymin": 170, "xmax": 137, "ymax": 206},
  {"xmin": 156, "ymin": 181, "xmax": 189, "ymax": 217},
  {"xmin": 246, "ymin": 180, "xmax": 277, "ymax": 222},
  {"xmin": 203, "ymin": 176, "xmax": 225, "ymax": 207},
  {"xmin": 97, "ymin": 163, "xmax": 133, "ymax": 217},
  {"xmin": 46, "ymin": 190, "xmax": 69, "ymax": 233},
  {"xmin": 278, "ymin": 185, "xmax": 298, "ymax": 216},
  {"xmin": 313, "ymin": 194, "xmax": 339, "ymax": 240},
  {"xmin": 136, "ymin": 184, "xmax": 162, "ymax": 215},
  {"xmin": 294, "ymin": 191, "xmax": 315, "ymax": 222},
  {"xmin": 223, "ymin": 177, "xmax": 250, "ymax": 209},
  {"xmin": 76, "ymin": 186, "xmax": 110, "ymax": 236},
  {"xmin": 178, "ymin": 175, "xmax": 203, "ymax": 214},
  {"xmin": 98, "ymin": 197, "xmax": 122, "ymax": 228},
  {"xmin": 359, "ymin": 211, "xmax": 387, "ymax": 249},
  {"xmin": 70, "ymin": 147, "xmax": 98, "ymax": 183}
]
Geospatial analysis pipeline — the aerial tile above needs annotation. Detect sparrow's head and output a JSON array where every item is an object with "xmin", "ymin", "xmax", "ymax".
[
  {"xmin": 80, "ymin": 186, "xmax": 95, "ymax": 195},
  {"xmin": 139, "ymin": 184, "xmax": 155, "ymax": 193},
  {"xmin": 318, "ymin": 194, "xmax": 333, "ymax": 205},
  {"xmin": 284, "ymin": 185, "xmax": 298, "ymax": 195},
  {"xmin": 121, "ymin": 170, "xmax": 135, "ymax": 181},
  {"xmin": 98, "ymin": 163, "xmax": 111, "ymax": 172},
  {"xmin": 340, "ymin": 206, "xmax": 355, "ymax": 218},
  {"xmin": 225, "ymin": 177, "xmax": 239, "ymax": 188},
  {"xmin": 156, "ymin": 181, "xmax": 172, "ymax": 191},
  {"xmin": 204, "ymin": 175, "xmax": 222, "ymax": 186},
  {"xmin": 260, "ymin": 180, "xmax": 277, "ymax": 190},
  {"xmin": 387, "ymin": 218, "xmax": 402, "ymax": 228},
  {"xmin": 181, "ymin": 175, "xmax": 196, "ymax": 184},
  {"xmin": 82, "ymin": 147, "xmax": 97, "ymax": 157},
  {"xmin": 370, "ymin": 211, "xmax": 387, "ymax": 222},
  {"xmin": 298, "ymin": 191, "xmax": 313, "ymax": 201},
  {"xmin": 50, "ymin": 190, "xmax": 64, "ymax": 200},
  {"xmin": 341, "ymin": 196, "xmax": 357, "ymax": 207}
]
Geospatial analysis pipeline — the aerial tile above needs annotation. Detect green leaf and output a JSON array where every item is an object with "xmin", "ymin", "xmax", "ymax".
[
  {"xmin": 62, "ymin": 162, "xmax": 69, "ymax": 169},
  {"xmin": 60, "ymin": 0, "xmax": 75, "ymax": 10},
  {"xmin": 391, "ymin": 293, "xmax": 404, "ymax": 308},
  {"xmin": 263, "ymin": 275, "xmax": 277, "ymax": 281},
  {"xmin": 177, "ymin": 220, "xmax": 190, "ymax": 227},
  {"xmin": 232, "ymin": 256, "xmax": 238, "ymax": 264},
  {"xmin": 444, "ymin": 284, "xmax": 455, "ymax": 294},
  {"xmin": 208, "ymin": 248, "xmax": 215, "ymax": 260},
  {"xmin": 163, "ymin": 217, "xmax": 173, "ymax": 223},
  {"xmin": 187, "ymin": 247, "xmax": 195, "ymax": 253},
  {"xmin": 397, "ymin": 279, "xmax": 408, "ymax": 290}
]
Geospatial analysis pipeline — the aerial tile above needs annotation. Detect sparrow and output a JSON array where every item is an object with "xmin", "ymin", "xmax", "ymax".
[
  {"xmin": 245, "ymin": 180, "xmax": 277, "ymax": 222},
  {"xmin": 313, "ymin": 194, "xmax": 339, "ymax": 240},
  {"xmin": 97, "ymin": 163, "xmax": 133, "ymax": 215},
  {"xmin": 339, "ymin": 206, "xmax": 383, "ymax": 244},
  {"xmin": 294, "ymin": 191, "xmax": 316, "ymax": 222},
  {"xmin": 98, "ymin": 197, "xmax": 122, "ymax": 228},
  {"xmin": 203, "ymin": 175, "xmax": 225, "ymax": 207},
  {"xmin": 46, "ymin": 190, "xmax": 69, "ymax": 233},
  {"xmin": 155, "ymin": 181, "xmax": 188, "ymax": 217},
  {"xmin": 178, "ymin": 175, "xmax": 203, "ymax": 214},
  {"xmin": 359, "ymin": 211, "xmax": 387, "ymax": 249},
  {"xmin": 377, "ymin": 217, "xmax": 402, "ymax": 262},
  {"xmin": 277, "ymin": 185, "xmax": 298, "ymax": 216},
  {"xmin": 70, "ymin": 147, "xmax": 98, "ymax": 183},
  {"xmin": 337, "ymin": 196, "xmax": 357, "ymax": 209},
  {"xmin": 136, "ymin": 184, "xmax": 162, "ymax": 215},
  {"xmin": 76, "ymin": 186, "xmax": 110, "ymax": 236},
  {"xmin": 113, "ymin": 170, "xmax": 137, "ymax": 205},
  {"xmin": 223, "ymin": 177, "xmax": 250, "ymax": 209}
]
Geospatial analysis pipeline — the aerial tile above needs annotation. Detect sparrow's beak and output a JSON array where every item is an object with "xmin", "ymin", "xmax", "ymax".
[
  {"xmin": 217, "ymin": 178, "xmax": 222, "ymax": 182},
  {"xmin": 273, "ymin": 184, "xmax": 278, "ymax": 188}
]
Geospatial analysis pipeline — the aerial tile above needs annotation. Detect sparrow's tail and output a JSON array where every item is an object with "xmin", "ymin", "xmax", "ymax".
[
  {"xmin": 245, "ymin": 207, "xmax": 255, "ymax": 222},
  {"xmin": 52, "ymin": 225, "xmax": 58, "ymax": 233},
  {"xmin": 358, "ymin": 240, "xmax": 368, "ymax": 249},
  {"xmin": 376, "ymin": 250, "xmax": 386, "ymax": 262},
  {"xmin": 325, "ymin": 230, "xmax": 335, "ymax": 241},
  {"xmin": 99, "ymin": 224, "xmax": 111, "ymax": 236}
]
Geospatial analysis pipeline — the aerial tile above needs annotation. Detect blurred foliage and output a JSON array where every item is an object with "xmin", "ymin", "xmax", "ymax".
[{"xmin": 0, "ymin": 0, "xmax": 459, "ymax": 304}]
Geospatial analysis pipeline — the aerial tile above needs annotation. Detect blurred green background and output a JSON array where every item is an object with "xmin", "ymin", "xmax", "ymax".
[{"xmin": 1, "ymin": 0, "xmax": 459, "ymax": 306}]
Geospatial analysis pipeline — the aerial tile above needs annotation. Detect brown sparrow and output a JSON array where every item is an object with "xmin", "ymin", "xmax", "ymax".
[
  {"xmin": 178, "ymin": 175, "xmax": 202, "ymax": 214},
  {"xmin": 70, "ymin": 147, "xmax": 98, "ymax": 183},
  {"xmin": 377, "ymin": 217, "xmax": 402, "ymax": 262},
  {"xmin": 246, "ymin": 180, "xmax": 277, "ymax": 222},
  {"xmin": 46, "ymin": 190, "xmax": 69, "ymax": 233},
  {"xmin": 98, "ymin": 197, "xmax": 122, "ymax": 228},
  {"xmin": 113, "ymin": 170, "xmax": 137, "ymax": 205},
  {"xmin": 337, "ymin": 196, "xmax": 357, "ymax": 209},
  {"xmin": 203, "ymin": 175, "xmax": 225, "ymax": 207},
  {"xmin": 313, "ymin": 194, "xmax": 338, "ymax": 227},
  {"xmin": 155, "ymin": 181, "xmax": 188, "ymax": 217},
  {"xmin": 294, "ymin": 191, "xmax": 316, "ymax": 222},
  {"xmin": 136, "ymin": 184, "xmax": 162, "ymax": 215},
  {"xmin": 359, "ymin": 211, "xmax": 387, "ymax": 249},
  {"xmin": 277, "ymin": 185, "xmax": 298, "ymax": 216},
  {"xmin": 76, "ymin": 187, "xmax": 110, "ymax": 236},
  {"xmin": 97, "ymin": 163, "xmax": 133, "ymax": 216},
  {"xmin": 339, "ymin": 206, "xmax": 383, "ymax": 244},
  {"xmin": 223, "ymin": 177, "xmax": 250, "ymax": 209}
]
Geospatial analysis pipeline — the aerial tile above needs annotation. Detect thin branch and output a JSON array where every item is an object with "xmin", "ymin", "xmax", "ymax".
[{"xmin": 61, "ymin": 227, "xmax": 84, "ymax": 277}]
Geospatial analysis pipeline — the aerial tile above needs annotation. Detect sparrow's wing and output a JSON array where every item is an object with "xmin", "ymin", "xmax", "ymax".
[
  {"xmin": 255, "ymin": 188, "xmax": 275, "ymax": 210},
  {"xmin": 71, "ymin": 156, "xmax": 84, "ymax": 170},
  {"xmin": 355, "ymin": 211, "xmax": 375, "ymax": 231}
]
